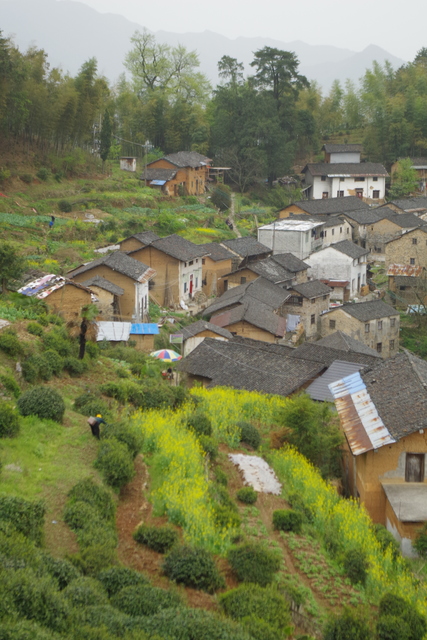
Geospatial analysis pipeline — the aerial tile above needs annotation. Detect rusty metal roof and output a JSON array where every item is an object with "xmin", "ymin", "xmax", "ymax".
[
  {"xmin": 387, "ymin": 264, "xmax": 424, "ymax": 277},
  {"xmin": 329, "ymin": 371, "xmax": 396, "ymax": 455}
]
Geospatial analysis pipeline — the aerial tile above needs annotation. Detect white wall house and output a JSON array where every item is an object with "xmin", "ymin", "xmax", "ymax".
[
  {"xmin": 258, "ymin": 218, "xmax": 325, "ymax": 260},
  {"xmin": 302, "ymin": 163, "xmax": 388, "ymax": 201},
  {"xmin": 180, "ymin": 258, "xmax": 204, "ymax": 302},
  {"xmin": 322, "ymin": 217, "xmax": 353, "ymax": 248},
  {"xmin": 305, "ymin": 240, "xmax": 369, "ymax": 299},
  {"xmin": 323, "ymin": 144, "xmax": 362, "ymax": 164}
]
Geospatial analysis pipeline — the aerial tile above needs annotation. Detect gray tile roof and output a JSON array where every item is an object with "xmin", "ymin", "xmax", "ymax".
[
  {"xmin": 385, "ymin": 226, "xmax": 427, "ymax": 245},
  {"xmin": 288, "ymin": 341, "xmax": 381, "ymax": 368},
  {"xmin": 150, "ymin": 235, "xmax": 209, "ymax": 261},
  {"xmin": 323, "ymin": 144, "xmax": 363, "ymax": 153},
  {"xmin": 409, "ymin": 158, "xmax": 427, "ymax": 167},
  {"xmin": 246, "ymin": 258, "xmax": 294, "ymax": 284},
  {"xmin": 211, "ymin": 300, "xmax": 287, "ymax": 338},
  {"xmin": 316, "ymin": 331, "xmax": 381, "ymax": 357},
  {"xmin": 162, "ymin": 151, "xmax": 211, "ymax": 168},
  {"xmin": 221, "ymin": 237, "xmax": 271, "ymax": 258},
  {"xmin": 271, "ymin": 253, "xmax": 309, "ymax": 272},
  {"xmin": 303, "ymin": 162, "xmax": 388, "ymax": 177},
  {"xmin": 283, "ymin": 196, "xmax": 370, "ymax": 215},
  {"xmin": 130, "ymin": 231, "xmax": 160, "ymax": 245},
  {"xmin": 374, "ymin": 207, "xmax": 426, "ymax": 228},
  {"xmin": 203, "ymin": 277, "xmax": 290, "ymax": 317},
  {"xmin": 68, "ymin": 251, "xmax": 152, "ymax": 282},
  {"xmin": 140, "ymin": 168, "xmax": 177, "ymax": 181},
  {"xmin": 81, "ymin": 275, "xmax": 124, "ymax": 296},
  {"xmin": 327, "ymin": 240, "xmax": 370, "ymax": 259},
  {"xmin": 321, "ymin": 215, "xmax": 346, "ymax": 228},
  {"xmin": 341, "ymin": 209, "xmax": 383, "ymax": 224},
  {"xmin": 177, "ymin": 337, "xmax": 325, "ymax": 397},
  {"xmin": 386, "ymin": 197, "xmax": 427, "ymax": 211},
  {"xmin": 362, "ymin": 350, "xmax": 427, "ymax": 439},
  {"xmin": 196, "ymin": 242, "xmax": 235, "ymax": 262},
  {"xmin": 180, "ymin": 320, "xmax": 233, "ymax": 341},
  {"xmin": 291, "ymin": 280, "xmax": 332, "ymax": 299},
  {"xmin": 336, "ymin": 299, "xmax": 398, "ymax": 321}
]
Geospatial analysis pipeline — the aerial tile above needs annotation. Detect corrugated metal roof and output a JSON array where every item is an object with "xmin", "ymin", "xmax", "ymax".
[
  {"xmin": 130, "ymin": 323, "xmax": 159, "ymax": 335},
  {"xmin": 329, "ymin": 371, "xmax": 396, "ymax": 455},
  {"xmin": 97, "ymin": 321, "xmax": 131, "ymax": 342},
  {"xmin": 306, "ymin": 360, "xmax": 365, "ymax": 402},
  {"xmin": 387, "ymin": 264, "xmax": 424, "ymax": 277}
]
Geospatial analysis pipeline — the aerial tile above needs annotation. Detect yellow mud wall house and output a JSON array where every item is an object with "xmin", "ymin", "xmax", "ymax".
[
  {"xmin": 140, "ymin": 151, "xmax": 211, "ymax": 196},
  {"xmin": 330, "ymin": 351, "xmax": 427, "ymax": 556},
  {"xmin": 18, "ymin": 275, "xmax": 93, "ymax": 321}
]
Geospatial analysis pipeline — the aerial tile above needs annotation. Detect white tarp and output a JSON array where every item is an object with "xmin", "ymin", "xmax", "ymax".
[
  {"xmin": 229, "ymin": 454, "xmax": 282, "ymax": 495},
  {"xmin": 97, "ymin": 321, "xmax": 131, "ymax": 342}
]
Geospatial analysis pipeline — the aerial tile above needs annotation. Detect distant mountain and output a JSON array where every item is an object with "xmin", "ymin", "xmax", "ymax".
[{"xmin": 0, "ymin": 0, "xmax": 406, "ymax": 91}]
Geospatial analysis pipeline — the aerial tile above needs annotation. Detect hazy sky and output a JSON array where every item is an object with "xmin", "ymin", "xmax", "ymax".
[{"xmin": 67, "ymin": 0, "xmax": 424, "ymax": 62}]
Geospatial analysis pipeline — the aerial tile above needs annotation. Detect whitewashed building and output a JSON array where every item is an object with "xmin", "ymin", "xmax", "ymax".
[
  {"xmin": 257, "ymin": 217, "xmax": 324, "ymax": 260},
  {"xmin": 302, "ymin": 163, "xmax": 388, "ymax": 201}
]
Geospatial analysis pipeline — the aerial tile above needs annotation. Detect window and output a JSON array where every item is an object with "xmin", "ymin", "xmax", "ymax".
[
  {"xmin": 196, "ymin": 259, "xmax": 198, "ymax": 263},
  {"xmin": 373, "ymin": 176, "xmax": 378, "ymax": 181},
  {"xmin": 332, "ymin": 228, "xmax": 335, "ymax": 236},
  {"xmin": 377, "ymin": 320, "xmax": 383, "ymax": 330},
  {"xmin": 390, "ymin": 339, "xmax": 395, "ymax": 350},
  {"xmin": 323, "ymin": 294, "xmax": 328, "ymax": 300},
  {"xmin": 321, "ymin": 175, "xmax": 326, "ymax": 181},
  {"xmin": 356, "ymin": 189, "xmax": 364, "ymax": 198},
  {"xmin": 240, "ymin": 276, "xmax": 246, "ymax": 284},
  {"xmin": 376, "ymin": 342, "xmax": 382, "ymax": 353},
  {"xmin": 337, "ymin": 190, "xmax": 344, "ymax": 197},
  {"xmin": 223, "ymin": 279, "xmax": 228, "ymax": 292},
  {"xmin": 410, "ymin": 258, "xmax": 416, "ymax": 265},
  {"xmin": 322, "ymin": 192, "xmax": 328, "ymax": 199},
  {"xmin": 412, "ymin": 238, "xmax": 418, "ymax": 245},
  {"xmin": 324, "ymin": 230, "xmax": 327, "ymax": 237},
  {"xmin": 365, "ymin": 323, "xmax": 370, "ymax": 333},
  {"xmin": 329, "ymin": 319, "xmax": 336, "ymax": 329},
  {"xmin": 202, "ymin": 258, "xmax": 205, "ymax": 265},
  {"xmin": 340, "ymin": 177, "xmax": 345, "ymax": 182},
  {"xmin": 340, "ymin": 227, "xmax": 343, "ymax": 233},
  {"xmin": 311, "ymin": 314, "xmax": 316, "ymax": 325},
  {"xmin": 195, "ymin": 277, "xmax": 198, "ymax": 288},
  {"xmin": 372, "ymin": 190, "xmax": 380, "ymax": 199},
  {"xmin": 286, "ymin": 296, "xmax": 303, "ymax": 305},
  {"xmin": 310, "ymin": 298, "xmax": 315, "ymax": 304},
  {"xmin": 184, "ymin": 282, "xmax": 187, "ymax": 293},
  {"xmin": 347, "ymin": 227, "xmax": 350, "ymax": 234},
  {"xmin": 355, "ymin": 177, "xmax": 365, "ymax": 182},
  {"xmin": 390, "ymin": 318, "xmax": 396, "ymax": 328},
  {"xmin": 405, "ymin": 453, "xmax": 425, "ymax": 482},
  {"xmin": 189, "ymin": 260, "xmax": 194, "ymax": 266}
]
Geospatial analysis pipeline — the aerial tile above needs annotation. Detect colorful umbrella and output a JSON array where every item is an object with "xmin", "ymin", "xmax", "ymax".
[{"xmin": 150, "ymin": 349, "xmax": 182, "ymax": 362}]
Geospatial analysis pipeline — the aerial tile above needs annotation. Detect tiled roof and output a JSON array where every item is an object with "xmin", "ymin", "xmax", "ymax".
[
  {"xmin": 203, "ymin": 277, "xmax": 290, "ymax": 317},
  {"xmin": 150, "ymin": 235, "xmax": 209, "ymax": 261},
  {"xmin": 162, "ymin": 151, "xmax": 211, "ymax": 168},
  {"xmin": 196, "ymin": 242, "xmax": 235, "ymax": 262},
  {"xmin": 376, "ymin": 209, "xmax": 426, "ymax": 228},
  {"xmin": 129, "ymin": 231, "xmax": 160, "ymax": 245},
  {"xmin": 323, "ymin": 144, "xmax": 363, "ymax": 153},
  {"xmin": 288, "ymin": 341, "xmax": 381, "ymax": 367},
  {"xmin": 327, "ymin": 240, "xmax": 369, "ymax": 259},
  {"xmin": 291, "ymin": 280, "xmax": 332, "ymax": 299},
  {"xmin": 409, "ymin": 158, "xmax": 427, "ymax": 166},
  {"xmin": 316, "ymin": 331, "xmax": 381, "ymax": 357},
  {"xmin": 246, "ymin": 258, "xmax": 294, "ymax": 284},
  {"xmin": 361, "ymin": 350, "xmax": 427, "ymax": 439},
  {"xmin": 81, "ymin": 275, "xmax": 124, "ymax": 296},
  {"xmin": 68, "ymin": 251, "xmax": 153, "ymax": 282},
  {"xmin": 303, "ymin": 162, "xmax": 388, "ymax": 177},
  {"xmin": 385, "ymin": 226, "xmax": 427, "ymax": 245},
  {"xmin": 386, "ymin": 197, "xmax": 427, "ymax": 211},
  {"xmin": 221, "ymin": 237, "xmax": 271, "ymax": 258},
  {"xmin": 282, "ymin": 196, "xmax": 371, "ymax": 215},
  {"xmin": 177, "ymin": 337, "xmax": 325, "ymax": 396},
  {"xmin": 335, "ymin": 299, "xmax": 398, "ymax": 321},
  {"xmin": 271, "ymin": 253, "xmax": 309, "ymax": 272},
  {"xmin": 211, "ymin": 300, "xmax": 287, "ymax": 337},
  {"xmin": 180, "ymin": 320, "xmax": 233, "ymax": 340},
  {"xmin": 139, "ymin": 168, "xmax": 177, "ymax": 181},
  {"xmin": 321, "ymin": 215, "xmax": 346, "ymax": 228},
  {"xmin": 341, "ymin": 209, "xmax": 383, "ymax": 224}
]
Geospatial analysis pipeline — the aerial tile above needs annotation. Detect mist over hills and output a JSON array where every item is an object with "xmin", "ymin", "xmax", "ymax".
[{"xmin": 0, "ymin": 0, "xmax": 406, "ymax": 90}]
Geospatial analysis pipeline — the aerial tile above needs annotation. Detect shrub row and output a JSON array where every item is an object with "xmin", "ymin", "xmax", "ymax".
[{"xmin": 17, "ymin": 386, "xmax": 65, "ymax": 423}]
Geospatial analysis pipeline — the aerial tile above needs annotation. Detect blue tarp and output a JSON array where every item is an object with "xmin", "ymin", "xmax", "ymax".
[
  {"xmin": 150, "ymin": 180, "xmax": 166, "ymax": 186},
  {"xmin": 130, "ymin": 323, "xmax": 159, "ymax": 335}
]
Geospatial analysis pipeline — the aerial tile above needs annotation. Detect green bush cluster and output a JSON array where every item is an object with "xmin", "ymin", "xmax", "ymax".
[
  {"xmin": 162, "ymin": 545, "xmax": 225, "ymax": 593},
  {"xmin": 62, "ymin": 576, "xmax": 108, "ymax": 607},
  {"xmin": 36, "ymin": 168, "xmax": 50, "ymax": 181},
  {"xmin": 272, "ymin": 509, "xmax": 303, "ymax": 534},
  {"xmin": 0, "ymin": 373, "xmax": 20, "ymax": 398},
  {"xmin": 133, "ymin": 523, "xmax": 178, "ymax": 553},
  {"xmin": 17, "ymin": 386, "xmax": 65, "ymax": 423},
  {"xmin": 95, "ymin": 438, "xmax": 135, "ymax": 490},
  {"xmin": 101, "ymin": 421, "xmax": 142, "ymax": 459},
  {"xmin": 97, "ymin": 566, "xmax": 148, "ymax": 597},
  {"xmin": 372, "ymin": 523, "xmax": 400, "ymax": 559},
  {"xmin": 227, "ymin": 542, "xmax": 281, "ymax": 587},
  {"xmin": 236, "ymin": 487, "xmax": 258, "ymax": 505},
  {"xmin": 238, "ymin": 421, "xmax": 261, "ymax": 450},
  {"xmin": 0, "ymin": 401, "xmax": 20, "ymax": 437},
  {"xmin": 414, "ymin": 523, "xmax": 427, "ymax": 558},
  {"xmin": 73, "ymin": 392, "xmax": 110, "ymax": 418},
  {"xmin": 22, "ymin": 351, "xmax": 64, "ymax": 382},
  {"xmin": 324, "ymin": 609, "xmax": 371, "ymax": 640},
  {"xmin": 42, "ymin": 328, "xmax": 73, "ymax": 356},
  {"xmin": 58, "ymin": 199, "xmax": 72, "ymax": 212},
  {"xmin": 26, "ymin": 321, "xmax": 44, "ymax": 336},
  {"xmin": 187, "ymin": 411, "xmax": 212, "ymax": 436},
  {"xmin": 111, "ymin": 583, "xmax": 182, "ymax": 616},
  {"xmin": 378, "ymin": 593, "xmax": 427, "ymax": 640},
  {"xmin": 99, "ymin": 379, "xmax": 188, "ymax": 410},
  {"xmin": 63, "ymin": 356, "xmax": 87, "ymax": 376},
  {"xmin": 0, "ymin": 329, "xmax": 24, "ymax": 357},
  {"xmin": 343, "ymin": 548, "xmax": 369, "ymax": 586},
  {"xmin": 287, "ymin": 492, "xmax": 314, "ymax": 523},
  {"xmin": 0, "ymin": 496, "xmax": 45, "ymax": 544}
]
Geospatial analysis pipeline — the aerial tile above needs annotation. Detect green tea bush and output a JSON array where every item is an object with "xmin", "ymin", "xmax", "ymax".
[
  {"xmin": 63, "ymin": 356, "xmax": 87, "ymax": 376},
  {"xmin": 133, "ymin": 523, "xmax": 178, "ymax": 553},
  {"xmin": 41, "ymin": 349, "xmax": 64, "ymax": 376},
  {"xmin": 238, "ymin": 421, "xmax": 261, "ymax": 450},
  {"xmin": 85, "ymin": 341, "xmax": 99, "ymax": 359},
  {"xmin": 97, "ymin": 566, "xmax": 149, "ymax": 597},
  {"xmin": 377, "ymin": 616, "xmax": 411, "ymax": 640},
  {"xmin": 214, "ymin": 467, "xmax": 228, "ymax": 486},
  {"xmin": 73, "ymin": 392, "xmax": 110, "ymax": 418},
  {"xmin": 162, "ymin": 545, "xmax": 225, "ymax": 593},
  {"xmin": 111, "ymin": 583, "xmax": 182, "ymax": 616},
  {"xmin": 323, "ymin": 609, "xmax": 371, "ymax": 640},
  {"xmin": 343, "ymin": 548, "xmax": 369, "ymax": 586},
  {"xmin": 95, "ymin": 438, "xmax": 135, "ymax": 490},
  {"xmin": 272, "ymin": 509, "xmax": 303, "ymax": 533},
  {"xmin": 62, "ymin": 576, "xmax": 108, "ymax": 607},
  {"xmin": 67, "ymin": 478, "xmax": 116, "ymax": 522},
  {"xmin": 58, "ymin": 199, "xmax": 72, "ymax": 212},
  {"xmin": 0, "ymin": 497, "xmax": 45, "ymax": 544},
  {"xmin": 287, "ymin": 492, "xmax": 314, "ymax": 523},
  {"xmin": 0, "ymin": 330, "xmax": 23, "ymax": 357},
  {"xmin": 227, "ymin": 542, "xmax": 281, "ymax": 587},
  {"xmin": 0, "ymin": 619, "xmax": 61, "ymax": 640},
  {"xmin": 0, "ymin": 526, "xmax": 45, "ymax": 572},
  {"xmin": 26, "ymin": 322, "xmax": 44, "ymax": 337},
  {"xmin": 378, "ymin": 593, "xmax": 427, "ymax": 640},
  {"xmin": 17, "ymin": 386, "xmax": 65, "ymax": 422},
  {"xmin": 63, "ymin": 500, "xmax": 105, "ymax": 532},
  {"xmin": 42, "ymin": 329, "xmax": 72, "ymax": 356},
  {"xmin": 42, "ymin": 555, "xmax": 80, "ymax": 590},
  {"xmin": 101, "ymin": 422, "xmax": 142, "ymax": 458},
  {"xmin": 69, "ymin": 542, "xmax": 117, "ymax": 576},
  {"xmin": 76, "ymin": 522, "xmax": 118, "ymax": 551},
  {"xmin": 236, "ymin": 487, "xmax": 258, "ymax": 505},
  {"xmin": 199, "ymin": 435, "xmax": 218, "ymax": 460},
  {"xmin": 23, "ymin": 354, "xmax": 53, "ymax": 381},
  {"xmin": 70, "ymin": 604, "xmax": 133, "ymax": 637},
  {"xmin": 0, "ymin": 373, "xmax": 20, "ymax": 398},
  {"xmin": 0, "ymin": 402, "xmax": 20, "ymax": 437},
  {"xmin": 212, "ymin": 503, "xmax": 241, "ymax": 529},
  {"xmin": 21, "ymin": 359, "xmax": 38, "ymax": 384},
  {"xmin": 20, "ymin": 173, "xmax": 33, "ymax": 184},
  {"xmin": 36, "ymin": 168, "xmax": 50, "ymax": 181},
  {"xmin": 219, "ymin": 583, "xmax": 291, "ymax": 633},
  {"xmin": 187, "ymin": 411, "xmax": 212, "ymax": 436}
]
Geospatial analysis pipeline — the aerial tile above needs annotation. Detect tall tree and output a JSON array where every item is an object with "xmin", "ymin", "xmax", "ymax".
[
  {"xmin": 99, "ymin": 108, "xmax": 112, "ymax": 166},
  {"xmin": 0, "ymin": 243, "xmax": 25, "ymax": 294}
]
